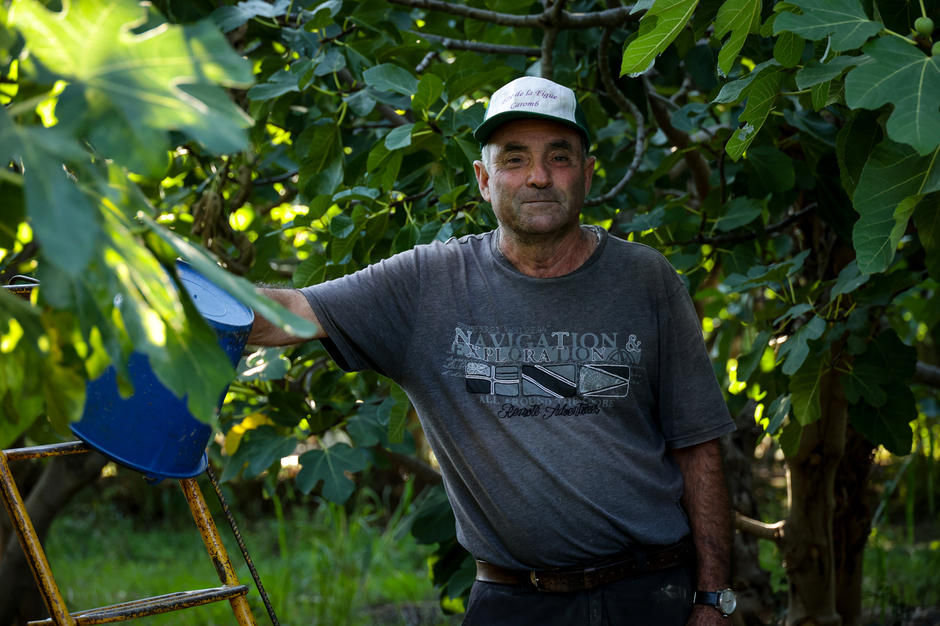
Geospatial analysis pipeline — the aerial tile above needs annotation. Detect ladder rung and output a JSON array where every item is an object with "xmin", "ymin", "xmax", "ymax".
[
  {"xmin": 4, "ymin": 441, "xmax": 91, "ymax": 462},
  {"xmin": 27, "ymin": 585, "xmax": 250, "ymax": 626}
]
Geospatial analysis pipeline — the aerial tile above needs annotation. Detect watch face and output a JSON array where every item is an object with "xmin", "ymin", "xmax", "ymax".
[{"xmin": 718, "ymin": 589, "xmax": 737, "ymax": 615}]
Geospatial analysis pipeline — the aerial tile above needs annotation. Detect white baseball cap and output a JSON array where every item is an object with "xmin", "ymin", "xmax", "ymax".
[{"xmin": 473, "ymin": 76, "xmax": 591, "ymax": 146}]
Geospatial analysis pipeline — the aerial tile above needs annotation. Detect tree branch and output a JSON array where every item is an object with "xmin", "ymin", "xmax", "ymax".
[
  {"xmin": 416, "ymin": 51, "xmax": 439, "ymax": 73},
  {"xmin": 416, "ymin": 32, "xmax": 541, "ymax": 57},
  {"xmin": 388, "ymin": 0, "xmax": 543, "ymax": 26},
  {"xmin": 387, "ymin": 0, "xmax": 637, "ymax": 29},
  {"xmin": 558, "ymin": 4, "xmax": 638, "ymax": 27},
  {"xmin": 337, "ymin": 68, "xmax": 410, "ymax": 127},
  {"xmin": 372, "ymin": 447, "xmax": 443, "ymax": 485},
  {"xmin": 539, "ymin": 0, "xmax": 569, "ymax": 80},
  {"xmin": 914, "ymin": 361, "xmax": 940, "ymax": 388},
  {"xmin": 643, "ymin": 75, "xmax": 711, "ymax": 203},
  {"xmin": 254, "ymin": 170, "xmax": 299, "ymax": 187},
  {"xmin": 735, "ymin": 512, "xmax": 785, "ymax": 542},
  {"xmin": 669, "ymin": 203, "xmax": 817, "ymax": 248},
  {"xmin": 586, "ymin": 27, "xmax": 647, "ymax": 208},
  {"xmin": 390, "ymin": 186, "xmax": 435, "ymax": 207}
]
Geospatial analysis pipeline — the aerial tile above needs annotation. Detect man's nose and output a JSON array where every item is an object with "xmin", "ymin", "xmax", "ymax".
[{"xmin": 527, "ymin": 160, "xmax": 552, "ymax": 188}]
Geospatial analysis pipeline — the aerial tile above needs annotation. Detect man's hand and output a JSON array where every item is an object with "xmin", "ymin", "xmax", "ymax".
[
  {"xmin": 687, "ymin": 604, "xmax": 728, "ymax": 626},
  {"xmin": 249, "ymin": 287, "xmax": 326, "ymax": 346}
]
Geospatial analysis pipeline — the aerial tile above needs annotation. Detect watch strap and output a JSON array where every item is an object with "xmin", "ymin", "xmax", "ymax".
[{"xmin": 693, "ymin": 591, "xmax": 720, "ymax": 607}]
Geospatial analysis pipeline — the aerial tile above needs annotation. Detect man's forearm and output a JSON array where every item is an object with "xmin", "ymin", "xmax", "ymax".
[
  {"xmin": 249, "ymin": 287, "xmax": 326, "ymax": 346},
  {"xmin": 671, "ymin": 438, "xmax": 732, "ymax": 591}
]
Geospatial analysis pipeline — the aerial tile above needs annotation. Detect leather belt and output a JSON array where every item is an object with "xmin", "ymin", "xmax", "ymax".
[{"xmin": 475, "ymin": 537, "xmax": 693, "ymax": 593}]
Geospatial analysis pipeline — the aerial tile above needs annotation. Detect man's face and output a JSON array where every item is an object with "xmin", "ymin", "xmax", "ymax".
[{"xmin": 474, "ymin": 119, "xmax": 595, "ymax": 240}]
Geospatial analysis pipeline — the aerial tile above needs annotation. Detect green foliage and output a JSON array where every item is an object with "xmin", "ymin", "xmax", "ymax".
[
  {"xmin": 297, "ymin": 444, "xmax": 370, "ymax": 502},
  {"xmin": 845, "ymin": 37, "xmax": 940, "ymax": 156},
  {"xmin": 10, "ymin": 0, "xmax": 254, "ymax": 168},
  {"xmin": 621, "ymin": 0, "xmax": 700, "ymax": 77},
  {"xmin": 773, "ymin": 0, "xmax": 880, "ymax": 51}
]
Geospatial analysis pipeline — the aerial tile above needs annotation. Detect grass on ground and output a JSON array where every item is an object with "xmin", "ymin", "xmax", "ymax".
[{"xmin": 44, "ymin": 484, "xmax": 460, "ymax": 626}]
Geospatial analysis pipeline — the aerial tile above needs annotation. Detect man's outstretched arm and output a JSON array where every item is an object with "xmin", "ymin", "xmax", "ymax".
[
  {"xmin": 249, "ymin": 287, "xmax": 327, "ymax": 346},
  {"xmin": 671, "ymin": 438, "xmax": 732, "ymax": 625}
]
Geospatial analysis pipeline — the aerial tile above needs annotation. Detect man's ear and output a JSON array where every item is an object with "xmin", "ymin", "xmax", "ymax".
[
  {"xmin": 473, "ymin": 160, "xmax": 491, "ymax": 202},
  {"xmin": 583, "ymin": 156, "xmax": 596, "ymax": 195}
]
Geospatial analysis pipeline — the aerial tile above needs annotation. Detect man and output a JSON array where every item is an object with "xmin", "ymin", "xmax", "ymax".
[{"xmin": 249, "ymin": 76, "xmax": 736, "ymax": 625}]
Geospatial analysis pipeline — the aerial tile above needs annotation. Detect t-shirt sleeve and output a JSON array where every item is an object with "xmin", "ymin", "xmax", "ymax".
[
  {"xmin": 657, "ymin": 278, "xmax": 735, "ymax": 448},
  {"xmin": 299, "ymin": 249, "xmax": 421, "ymax": 380}
]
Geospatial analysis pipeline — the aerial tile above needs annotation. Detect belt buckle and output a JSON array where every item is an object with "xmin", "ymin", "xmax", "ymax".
[{"xmin": 529, "ymin": 571, "xmax": 547, "ymax": 592}]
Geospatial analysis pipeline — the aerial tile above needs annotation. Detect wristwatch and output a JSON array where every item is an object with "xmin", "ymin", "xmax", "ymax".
[{"xmin": 693, "ymin": 589, "xmax": 737, "ymax": 617}]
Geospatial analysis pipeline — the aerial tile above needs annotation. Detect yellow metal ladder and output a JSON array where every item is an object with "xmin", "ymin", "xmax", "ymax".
[{"xmin": 0, "ymin": 440, "xmax": 259, "ymax": 626}]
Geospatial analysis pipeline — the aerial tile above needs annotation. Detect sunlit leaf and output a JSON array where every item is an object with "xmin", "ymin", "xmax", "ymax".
[
  {"xmin": 714, "ymin": 0, "xmax": 762, "ymax": 76},
  {"xmin": 385, "ymin": 124, "xmax": 415, "ymax": 150},
  {"xmin": 11, "ymin": 0, "xmax": 253, "ymax": 156},
  {"xmin": 621, "ymin": 0, "xmax": 699, "ymax": 77},
  {"xmin": 139, "ymin": 214, "xmax": 320, "ymax": 339},
  {"xmin": 363, "ymin": 63, "xmax": 419, "ymax": 96},
  {"xmin": 726, "ymin": 68, "xmax": 784, "ymax": 161},
  {"xmin": 0, "ymin": 109, "xmax": 100, "ymax": 277},
  {"xmin": 413, "ymin": 73, "xmax": 444, "ymax": 117},
  {"xmin": 713, "ymin": 59, "xmax": 780, "ymax": 103}
]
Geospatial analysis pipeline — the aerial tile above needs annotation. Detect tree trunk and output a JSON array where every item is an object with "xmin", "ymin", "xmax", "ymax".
[
  {"xmin": 782, "ymin": 364, "xmax": 847, "ymax": 626},
  {"xmin": 832, "ymin": 425, "xmax": 876, "ymax": 626},
  {"xmin": 0, "ymin": 451, "xmax": 108, "ymax": 626}
]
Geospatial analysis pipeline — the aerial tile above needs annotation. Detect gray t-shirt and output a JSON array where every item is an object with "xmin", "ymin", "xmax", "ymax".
[{"xmin": 301, "ymin": 228, "xmax": 734, "ymax": 570}]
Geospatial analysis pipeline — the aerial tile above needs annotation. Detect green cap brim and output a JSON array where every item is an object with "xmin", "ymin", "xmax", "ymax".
[{"xmin": 473, "ymin": 109, "xmax": 591, "ymax": 147}]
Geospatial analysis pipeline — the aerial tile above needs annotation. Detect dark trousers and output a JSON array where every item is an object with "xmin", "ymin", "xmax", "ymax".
[{"xmin": 461, "ymin": 562, "xmax": 694, "ymax": 626}]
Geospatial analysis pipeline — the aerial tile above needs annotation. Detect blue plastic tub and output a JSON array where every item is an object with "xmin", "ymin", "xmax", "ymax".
[{"xmin": 72, "ymin": 261, "xmax": 254, "ymax": 482}]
